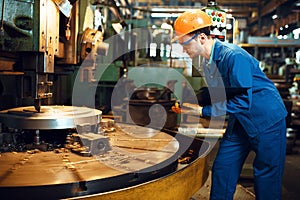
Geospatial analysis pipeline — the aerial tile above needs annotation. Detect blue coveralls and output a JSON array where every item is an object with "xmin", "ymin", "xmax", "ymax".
[{"xmin": 201, "ymin": 39, "xmax": 287, "ymax": 200}]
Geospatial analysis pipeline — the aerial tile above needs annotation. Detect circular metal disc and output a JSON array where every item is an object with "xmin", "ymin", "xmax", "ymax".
[{"xmin": 0, "ymin": 106, "xmax": 102, "ymax": 129}]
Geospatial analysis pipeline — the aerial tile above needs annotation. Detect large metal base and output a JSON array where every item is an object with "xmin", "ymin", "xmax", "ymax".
[
  {"xmin": 71, "ymin": 146, "xmax": 209, "ymax": 200},
  {"xmin": 0, "ymin": 105, "xmax": 210, "ymax": 199},
  {"xmin": 0, "ymin": 125, "xmax": 210, "ymax": 199}
]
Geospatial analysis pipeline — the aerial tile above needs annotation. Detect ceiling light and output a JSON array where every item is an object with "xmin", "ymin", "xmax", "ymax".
[
  {"xmin": 293, "ymin": 27, "xmax": 300, "ymax": 34},
  {"xmin": 151, "ymin": 8, "xmax": 195, "ymax": 12},
  {"xmin": 272, "ymin": 14, "xmax": 278, "ymax": 20},
  {"xmin": 151, "ymin": 13, "xmax": 180, "ymax": 18}
]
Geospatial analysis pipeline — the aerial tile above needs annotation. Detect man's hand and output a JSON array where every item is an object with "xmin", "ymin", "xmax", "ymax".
[
  {"xmin": 182, "ymin": 103, "xmax": 202, "ymax": 116},
  {"xmin": 171, "ymin": 102, "xmax": 202, "ymax": 116},
  {"xmin": 171, "ymin": 102, "xmax": 181, "ymax": 114}
]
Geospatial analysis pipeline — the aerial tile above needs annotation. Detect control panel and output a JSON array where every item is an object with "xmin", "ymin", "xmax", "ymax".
[{"xmin": 205, "ymin": 8, "xmax": 227, "ymax": 41}]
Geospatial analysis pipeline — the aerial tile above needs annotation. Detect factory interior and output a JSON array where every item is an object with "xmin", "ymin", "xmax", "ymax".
[{"xmin": 0, "ymin": 0, "xmax": 300, "ymax": 199}]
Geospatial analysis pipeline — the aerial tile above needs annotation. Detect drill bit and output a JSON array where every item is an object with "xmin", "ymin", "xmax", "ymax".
[{"xmin": 34, "ymin": 98, "xmax": 41, "ymax": 113}]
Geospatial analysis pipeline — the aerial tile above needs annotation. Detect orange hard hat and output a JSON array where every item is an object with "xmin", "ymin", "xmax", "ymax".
[{"xmin": 171, "ymin": 10, "xmax": 213, "ymax": 43}]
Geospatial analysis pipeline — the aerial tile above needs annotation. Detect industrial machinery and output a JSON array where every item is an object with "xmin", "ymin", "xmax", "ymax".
[
  {"xmin": 0, "ymin": 0, "xmax": 110, "ymax": 110},
  {"xmin": 202, "ymin": 0, "xmax": 227, "ymax": 41},
  {"xmin": 0, "ymin": 0, "xmax": 60, "ymax": 112},
  {"xmin": 0, "ymin": 1, "xmax": 211, "ymax": 199}
]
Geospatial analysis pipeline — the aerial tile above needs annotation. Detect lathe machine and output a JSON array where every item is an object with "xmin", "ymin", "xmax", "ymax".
[{"xmin": 0, "ymin": 1, "xmax": 211, "ymax": 199}]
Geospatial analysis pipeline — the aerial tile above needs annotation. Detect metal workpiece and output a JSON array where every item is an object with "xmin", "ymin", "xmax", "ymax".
[{"xmin": 0, "ymin": 105, "xmax": 102, "ymax": 130}]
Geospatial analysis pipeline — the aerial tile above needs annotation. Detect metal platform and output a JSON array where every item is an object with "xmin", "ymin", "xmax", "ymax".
[{"xmin": 0, "ymin": 120, "xmax": 211, "ymax": 199}]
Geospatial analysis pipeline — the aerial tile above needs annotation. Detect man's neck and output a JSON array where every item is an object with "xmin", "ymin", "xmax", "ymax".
[{"xmin": 203, "ymin": 39, "xmax": 214, "ymax": 60}]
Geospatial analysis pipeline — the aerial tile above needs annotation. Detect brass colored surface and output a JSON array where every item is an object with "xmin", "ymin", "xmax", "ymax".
[
  {"xmin": 68, "ymin": 150, "xmax": 209, "ymax": 200},
  {"xmin": 0, "ymin": 125, "xmax": 179, "ymax": 187}
]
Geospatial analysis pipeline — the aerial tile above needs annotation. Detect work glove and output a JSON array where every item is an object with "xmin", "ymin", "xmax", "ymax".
[
  {"xmin": 171, "ymin": 101, "xmax": 181, "ymax": 114},
  {"xmin": 182, "ymin": 103, "xmax": 202, "ymax": 117},
  {"xmin": 172, "ymin": 102, "xmax": 202, "ymax": 117}
]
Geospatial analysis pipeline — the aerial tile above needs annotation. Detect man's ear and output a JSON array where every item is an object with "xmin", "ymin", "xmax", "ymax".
[
  {"xmin": 199, "ymin": 33, "xmax": 206, "ymax": 40},
  {"xmin": 198, "ymin": 33, "xmax": 206, "ymax": 45}
]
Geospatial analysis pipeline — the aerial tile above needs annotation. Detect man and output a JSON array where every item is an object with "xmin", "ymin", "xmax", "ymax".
[{"xmin": 172, "ymin": 10, "xmax": 287, "ymax": 200}]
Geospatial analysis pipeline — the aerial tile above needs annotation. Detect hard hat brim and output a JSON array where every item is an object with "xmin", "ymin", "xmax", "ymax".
[{"xmin": 171, "ymin": 22, "xmax": 212, "ymax": 43}]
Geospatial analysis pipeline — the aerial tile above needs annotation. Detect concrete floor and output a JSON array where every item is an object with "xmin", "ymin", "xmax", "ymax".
[{"xmin": 190, "ymin": 138, "xmax": 300, "ymax": 200}]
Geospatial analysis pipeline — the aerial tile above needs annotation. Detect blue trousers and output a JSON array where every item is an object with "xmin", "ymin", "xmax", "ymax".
[{"xmin": 210, "ymin": 119, "xmax": 286, "ymax": 200}]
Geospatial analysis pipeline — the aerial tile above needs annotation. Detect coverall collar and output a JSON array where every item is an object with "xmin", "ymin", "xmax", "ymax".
[{"xmin": 207, "ymin": 39, "xmax": 216, "ymax": 66}]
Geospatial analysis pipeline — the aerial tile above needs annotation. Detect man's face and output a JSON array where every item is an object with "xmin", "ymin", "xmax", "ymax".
[{"xmin": 179, "ymin": 34, "xmax": 203, "ymax": 58}]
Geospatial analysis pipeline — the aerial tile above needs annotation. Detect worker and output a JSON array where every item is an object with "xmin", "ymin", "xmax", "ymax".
[{"xmin": 172, "ymin": 10, "xmax": 287, "ymax": 200}]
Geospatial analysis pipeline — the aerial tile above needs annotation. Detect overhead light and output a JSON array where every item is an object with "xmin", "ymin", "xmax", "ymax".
[
  {"xmin": 272, "ymin": 14, "xmax": 278, "ymax": 19},
  {"xmin": 151, "ymin": 8, "xmax": 195, "ymax": 12},
  {"xmin": 151, "ymin": 13, "xmax": 181, "ymax": 18},
  {"xmin": 292, "ymin": 1, "xmax": 300, "ymax": 11}
]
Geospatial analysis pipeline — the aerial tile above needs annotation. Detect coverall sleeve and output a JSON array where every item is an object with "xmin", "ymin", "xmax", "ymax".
[{"xmin": 202, "ymin": 52, "xmax": 253, "ymax": 117}]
